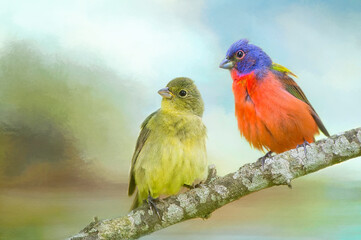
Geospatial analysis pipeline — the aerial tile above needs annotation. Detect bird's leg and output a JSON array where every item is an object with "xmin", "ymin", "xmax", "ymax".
[
  {"xmin": 257, "ymin": 151, "xmax": 273, "ymax": 170},
  {"xmin": 147, "ymin": 195, "xmax": 161, "ymax": 220}
]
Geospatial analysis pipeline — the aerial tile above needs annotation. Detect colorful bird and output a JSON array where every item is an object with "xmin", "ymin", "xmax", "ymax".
[
  {"xmin": 128, "ymin": 77, "xmax": 207, "ymax": 215},
  {"xmin": 219, "ymin": 39, "xmax": 329, "ymax": 162}
]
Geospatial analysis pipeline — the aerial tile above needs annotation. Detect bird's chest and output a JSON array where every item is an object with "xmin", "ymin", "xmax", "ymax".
[
  {"xmin": 231, "ymin": 70, "xmax": 287, "ymax": 117},
  {"xmin": 146, "ymin": 113, "xmax": 207, "ymax": 163},
  {"xmin": 231, "ymin": 70, "xmax": 272, "ymax": 143},
  {"xmin": 231, "ymin": 70, "xmax": 259, "ymax": 113},
  {"xmin": 156, "ymin": 114, "xmax": 206, "ymax": 141},
  {"xmin": 138, "ymin": 114, "xmax": 207, "ymax": 196}
]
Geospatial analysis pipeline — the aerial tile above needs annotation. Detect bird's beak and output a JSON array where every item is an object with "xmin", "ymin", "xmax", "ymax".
[
  {"xmin": 158, "ymin": 87, "xmax": 173, "ymax": 99},
  {"xmin": 219, "ymin": 57, "xmax": 234, "ymax": 69}
]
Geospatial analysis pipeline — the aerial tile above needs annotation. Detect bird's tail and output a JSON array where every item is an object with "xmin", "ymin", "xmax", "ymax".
[{"xmin": 130, "ymin": 191, "xmax": 141, "ymax": 210}]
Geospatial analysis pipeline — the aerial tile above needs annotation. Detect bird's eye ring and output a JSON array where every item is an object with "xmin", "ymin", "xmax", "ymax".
[
  {"xmin": 235, "ymin": 50, "xmax": 245, "ymax": 59},
  {"xmin": 179, "ymin": 90, "xmax": 187, "ymax": 97}
]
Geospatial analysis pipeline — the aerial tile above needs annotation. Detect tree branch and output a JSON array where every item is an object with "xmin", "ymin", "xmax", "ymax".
[{"xmin": 68, "ymin": 127, "xmax": 361, "ymax": 240}]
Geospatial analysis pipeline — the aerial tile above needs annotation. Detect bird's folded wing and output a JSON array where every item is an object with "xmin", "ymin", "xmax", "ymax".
[
  {"xmin": 271, "ymin": 63, "xmax": 330, "ymax": 137},
  {"xmin": 128, "ymin": 110, "xmax": 158, "ymax": 196}
]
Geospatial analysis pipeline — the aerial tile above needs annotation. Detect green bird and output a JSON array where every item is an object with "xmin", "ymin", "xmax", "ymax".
[{"xmin": 128, "ymin": 77, "xmax": 207, "ymax": 213}]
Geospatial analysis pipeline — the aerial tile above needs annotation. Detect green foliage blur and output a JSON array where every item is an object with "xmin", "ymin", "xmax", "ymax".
[{"xmin": 0, "ymin": 41, "xmax": 131, "ymax": 188}]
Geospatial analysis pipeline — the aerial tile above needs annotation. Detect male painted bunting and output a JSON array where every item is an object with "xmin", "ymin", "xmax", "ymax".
[
  {"xmin": 128, "ymin": 77, "xmax": 207, "ymax": 214},
  {"xmin": 219, "ymin": 39, "xmax": 329, "ymax": 162}
]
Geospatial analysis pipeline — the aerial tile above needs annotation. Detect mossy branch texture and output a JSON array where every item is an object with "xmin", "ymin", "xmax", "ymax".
[{"xmin": 68, "ymin": 127, "xmax": 361, "ymax": 240}]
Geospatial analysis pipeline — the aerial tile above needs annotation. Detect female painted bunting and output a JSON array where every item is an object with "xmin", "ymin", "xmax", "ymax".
[
  {"xmin": 128, "ymin": 77, "xmax": 207, "ymax": 214},
  {"xmin": 219, "ymin": 39, "xmax": 329, "ymax": 162}
]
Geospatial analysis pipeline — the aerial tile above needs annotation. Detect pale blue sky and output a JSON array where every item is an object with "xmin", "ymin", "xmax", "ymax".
[{"xmin": 0, "ymin": 0, "xmax": 360, "ymax": 179}]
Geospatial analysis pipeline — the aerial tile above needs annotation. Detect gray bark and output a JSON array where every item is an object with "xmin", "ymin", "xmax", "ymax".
[{"xmin": 68, "ymin": 127, "xmax": 361, "ymax": 240}]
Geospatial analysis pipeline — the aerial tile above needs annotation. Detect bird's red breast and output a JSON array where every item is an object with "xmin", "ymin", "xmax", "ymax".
[{"xmin": 231, "ymin": 68, "xmax": 319, "ymax": 153}]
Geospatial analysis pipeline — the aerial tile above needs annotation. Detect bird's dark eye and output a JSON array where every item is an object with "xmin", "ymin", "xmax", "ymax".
[
  {"xmin": 235, "ymin": 50, "xmax": 245, "ymax": 59},
  {"xmin": 179, "ymin": 90, "xmax": 187, "ymax": 97}
]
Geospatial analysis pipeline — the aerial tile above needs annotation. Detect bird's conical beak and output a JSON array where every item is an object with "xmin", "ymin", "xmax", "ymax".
[
  {"xmin": 219, "ymin": 57, "xmax": 234, "ymax": 69},
  {"xmin": 158, "ymin": 87, "xmax": 173, "ymax": 99}
]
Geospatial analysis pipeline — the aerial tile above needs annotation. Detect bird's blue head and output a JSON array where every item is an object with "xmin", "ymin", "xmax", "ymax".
[{"xmin": 219, "ymin": 39, "xmax": 272, "ymax": 77}]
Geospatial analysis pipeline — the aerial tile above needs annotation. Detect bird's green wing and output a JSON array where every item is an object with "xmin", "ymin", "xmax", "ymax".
[
  {"xmin": 271, "ymin": 63, "xmax": 330, "ymax": 137},
  {"xmin": 128, "ymin": 110, "xmax": 158, "ymax": 196},
  {"xmin": 271, "ymin": 63, "xmax": 297, "ymax": 77}
]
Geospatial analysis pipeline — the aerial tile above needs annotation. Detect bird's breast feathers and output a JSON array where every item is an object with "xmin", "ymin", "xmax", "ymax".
[
  {"xmin": 134, "ymin": 111, "xmax": 207, "ymax": 198},
  {"xmin": 231, "ymin": 69, "xmax": 318, "ymax": 153}
]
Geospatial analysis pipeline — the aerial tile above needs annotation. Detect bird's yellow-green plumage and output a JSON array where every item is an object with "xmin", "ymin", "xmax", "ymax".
[{"xmin": 128, "ymin": 77, "xmax": 207, "ymax": 210}]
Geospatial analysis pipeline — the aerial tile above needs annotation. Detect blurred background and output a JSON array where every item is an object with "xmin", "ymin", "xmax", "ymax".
[{"xmin": 0, "ymin": 0, "xmax": 360, "ymax": 239}]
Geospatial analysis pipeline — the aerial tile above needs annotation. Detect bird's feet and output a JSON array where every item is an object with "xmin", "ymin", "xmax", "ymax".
[
  {"xmin": 147, "ymin": 195, "xmax": 161, "ymax": 219},
  {"xmin": 183, "ymin": 183, "xmax": 201, "ymax": 189},
  {"xmin": 297, "ymin": 140, "xmax": 310, "ymax": 162},
  {"xmin": 257, "ymin": 151, "xmax": 273, "ymax": 170},
  {"xmin": 297, "ymin": 140, "xmax": 310, "ymax": 154}
]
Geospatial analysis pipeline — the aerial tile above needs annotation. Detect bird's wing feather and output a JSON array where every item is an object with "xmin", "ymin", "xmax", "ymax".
[
  {"xmin": 271, "ymin": 63, "xmax": 297, "ymax": 77},
  {"xmin": 128, "ymin": 110, "xmax": 158, "ymax": 196},
  {"xmin": 271, "ymin": 63, "xmax": 330, "ymax": 137}
]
